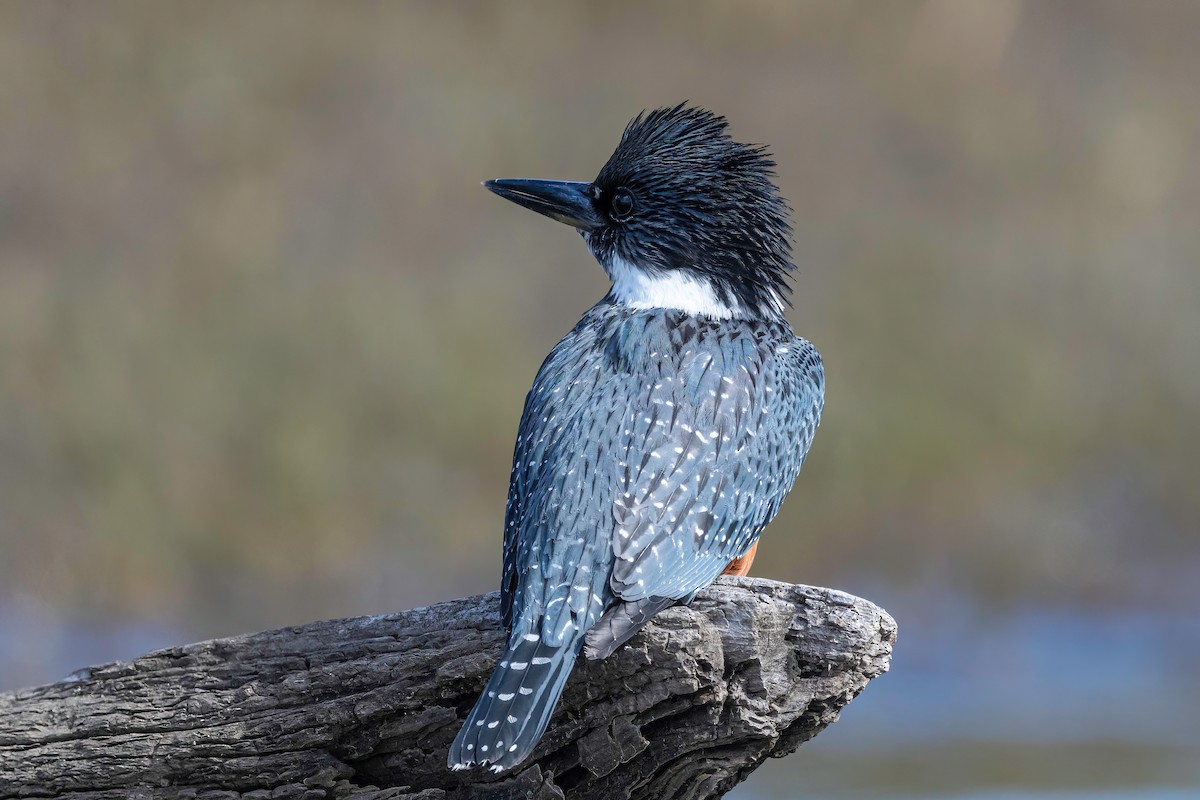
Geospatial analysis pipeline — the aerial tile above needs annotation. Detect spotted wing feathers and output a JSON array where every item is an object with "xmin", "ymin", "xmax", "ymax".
[{"xmin": 608, "ymin": 334, "xmax": 823, "ymax": 603}]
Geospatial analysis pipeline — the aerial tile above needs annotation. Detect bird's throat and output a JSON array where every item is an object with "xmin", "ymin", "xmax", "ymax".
[{"xmin": 606, "ymin": 255, "xmax": 742, "ymax": 319}]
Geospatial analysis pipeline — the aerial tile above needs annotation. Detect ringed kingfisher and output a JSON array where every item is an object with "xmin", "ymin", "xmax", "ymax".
[{"xmin": 448, "ymin": 103, "xmax": 824, "ymax": 772}]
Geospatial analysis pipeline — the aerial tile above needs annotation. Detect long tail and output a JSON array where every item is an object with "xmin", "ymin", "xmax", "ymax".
[{"xmin": 447, "ymin": 627, "xmax": 581, "ymax": 772}]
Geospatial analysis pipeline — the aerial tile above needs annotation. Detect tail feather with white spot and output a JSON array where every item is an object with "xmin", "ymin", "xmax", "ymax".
[{"xmin": 447, "ymin": 628, "xmax": 580, "ymax": 772}]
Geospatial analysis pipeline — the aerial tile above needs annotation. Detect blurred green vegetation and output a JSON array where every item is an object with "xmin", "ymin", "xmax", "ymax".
[{"xmin": 0, "ymin": 0, "xmax": 1197, "ymax": 644}]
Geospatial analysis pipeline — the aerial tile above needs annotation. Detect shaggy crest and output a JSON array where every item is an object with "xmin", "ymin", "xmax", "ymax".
[{"xmin": 585, "ymin": 103, "xmax": 795, "ymax": 318}]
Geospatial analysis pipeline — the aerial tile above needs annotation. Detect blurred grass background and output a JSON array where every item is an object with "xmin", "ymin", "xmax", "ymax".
[{"xmin": 1, "ymin": 2, "xmax": 1197, "ymax": 797}]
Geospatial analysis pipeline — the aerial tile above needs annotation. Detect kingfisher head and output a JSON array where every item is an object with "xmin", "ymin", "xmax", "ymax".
[{"xmin": 485, "ymin": 103, "xmax": 794, "ymax": 322}]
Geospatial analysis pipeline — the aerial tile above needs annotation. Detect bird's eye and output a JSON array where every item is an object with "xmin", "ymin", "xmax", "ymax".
[{"xmin": 610, "ymin": 188, "xmax": 636, "ymax": 220}]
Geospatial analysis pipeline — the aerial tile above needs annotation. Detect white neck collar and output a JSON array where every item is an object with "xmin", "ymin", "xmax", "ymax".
[{"xmin": 606, "ymin": 255, "xmax": 749, "ymax": 319}]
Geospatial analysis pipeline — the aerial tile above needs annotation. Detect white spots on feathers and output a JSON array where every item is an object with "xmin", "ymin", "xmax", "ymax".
[{"xmin": 502, "ymin": 302, "xmax": 822, "ymax": 674}]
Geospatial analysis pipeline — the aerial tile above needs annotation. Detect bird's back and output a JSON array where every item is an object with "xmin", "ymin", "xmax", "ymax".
[{"xmin": 502, "ymin": 301, "xmax": 824, "ymax": 644}]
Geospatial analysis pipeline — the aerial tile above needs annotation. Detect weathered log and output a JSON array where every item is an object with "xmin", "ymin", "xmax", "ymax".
[{"xmin": 0, "ymin": 577, "xmax": 895, "ymax": 800}]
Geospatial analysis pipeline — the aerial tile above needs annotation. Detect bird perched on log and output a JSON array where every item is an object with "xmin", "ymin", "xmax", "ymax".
[{"xmin": 449, "ymin": 103, "xmax": 824, "ymax": 772}]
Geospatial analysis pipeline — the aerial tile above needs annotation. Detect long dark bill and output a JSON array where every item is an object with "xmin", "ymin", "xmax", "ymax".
[{"xmin": 484, "ymin": 179, "xmax": 602, "ymax": 232}]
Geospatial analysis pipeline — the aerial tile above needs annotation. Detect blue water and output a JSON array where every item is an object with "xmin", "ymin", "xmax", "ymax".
[{"xmin": 0, "ymin": 594, "xmax": 181, "ymax": 692}]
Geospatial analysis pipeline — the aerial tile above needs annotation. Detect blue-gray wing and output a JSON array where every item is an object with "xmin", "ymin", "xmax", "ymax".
[
  {"xmin": 500, "ymin": 311, "xmax": 823, "ymax": 645},
  {"xmin": 499, "ymin": 323, "xmax": 622, "ymax": 632},
  {"xmin": 608, "ymin": 336, "xmax": 823, "ymax": 601}
]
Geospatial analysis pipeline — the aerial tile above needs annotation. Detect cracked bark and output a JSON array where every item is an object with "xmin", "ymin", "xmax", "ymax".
[{"xmin": 0, "ymin": 577, "xmax": 895, "ymax": 800}]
